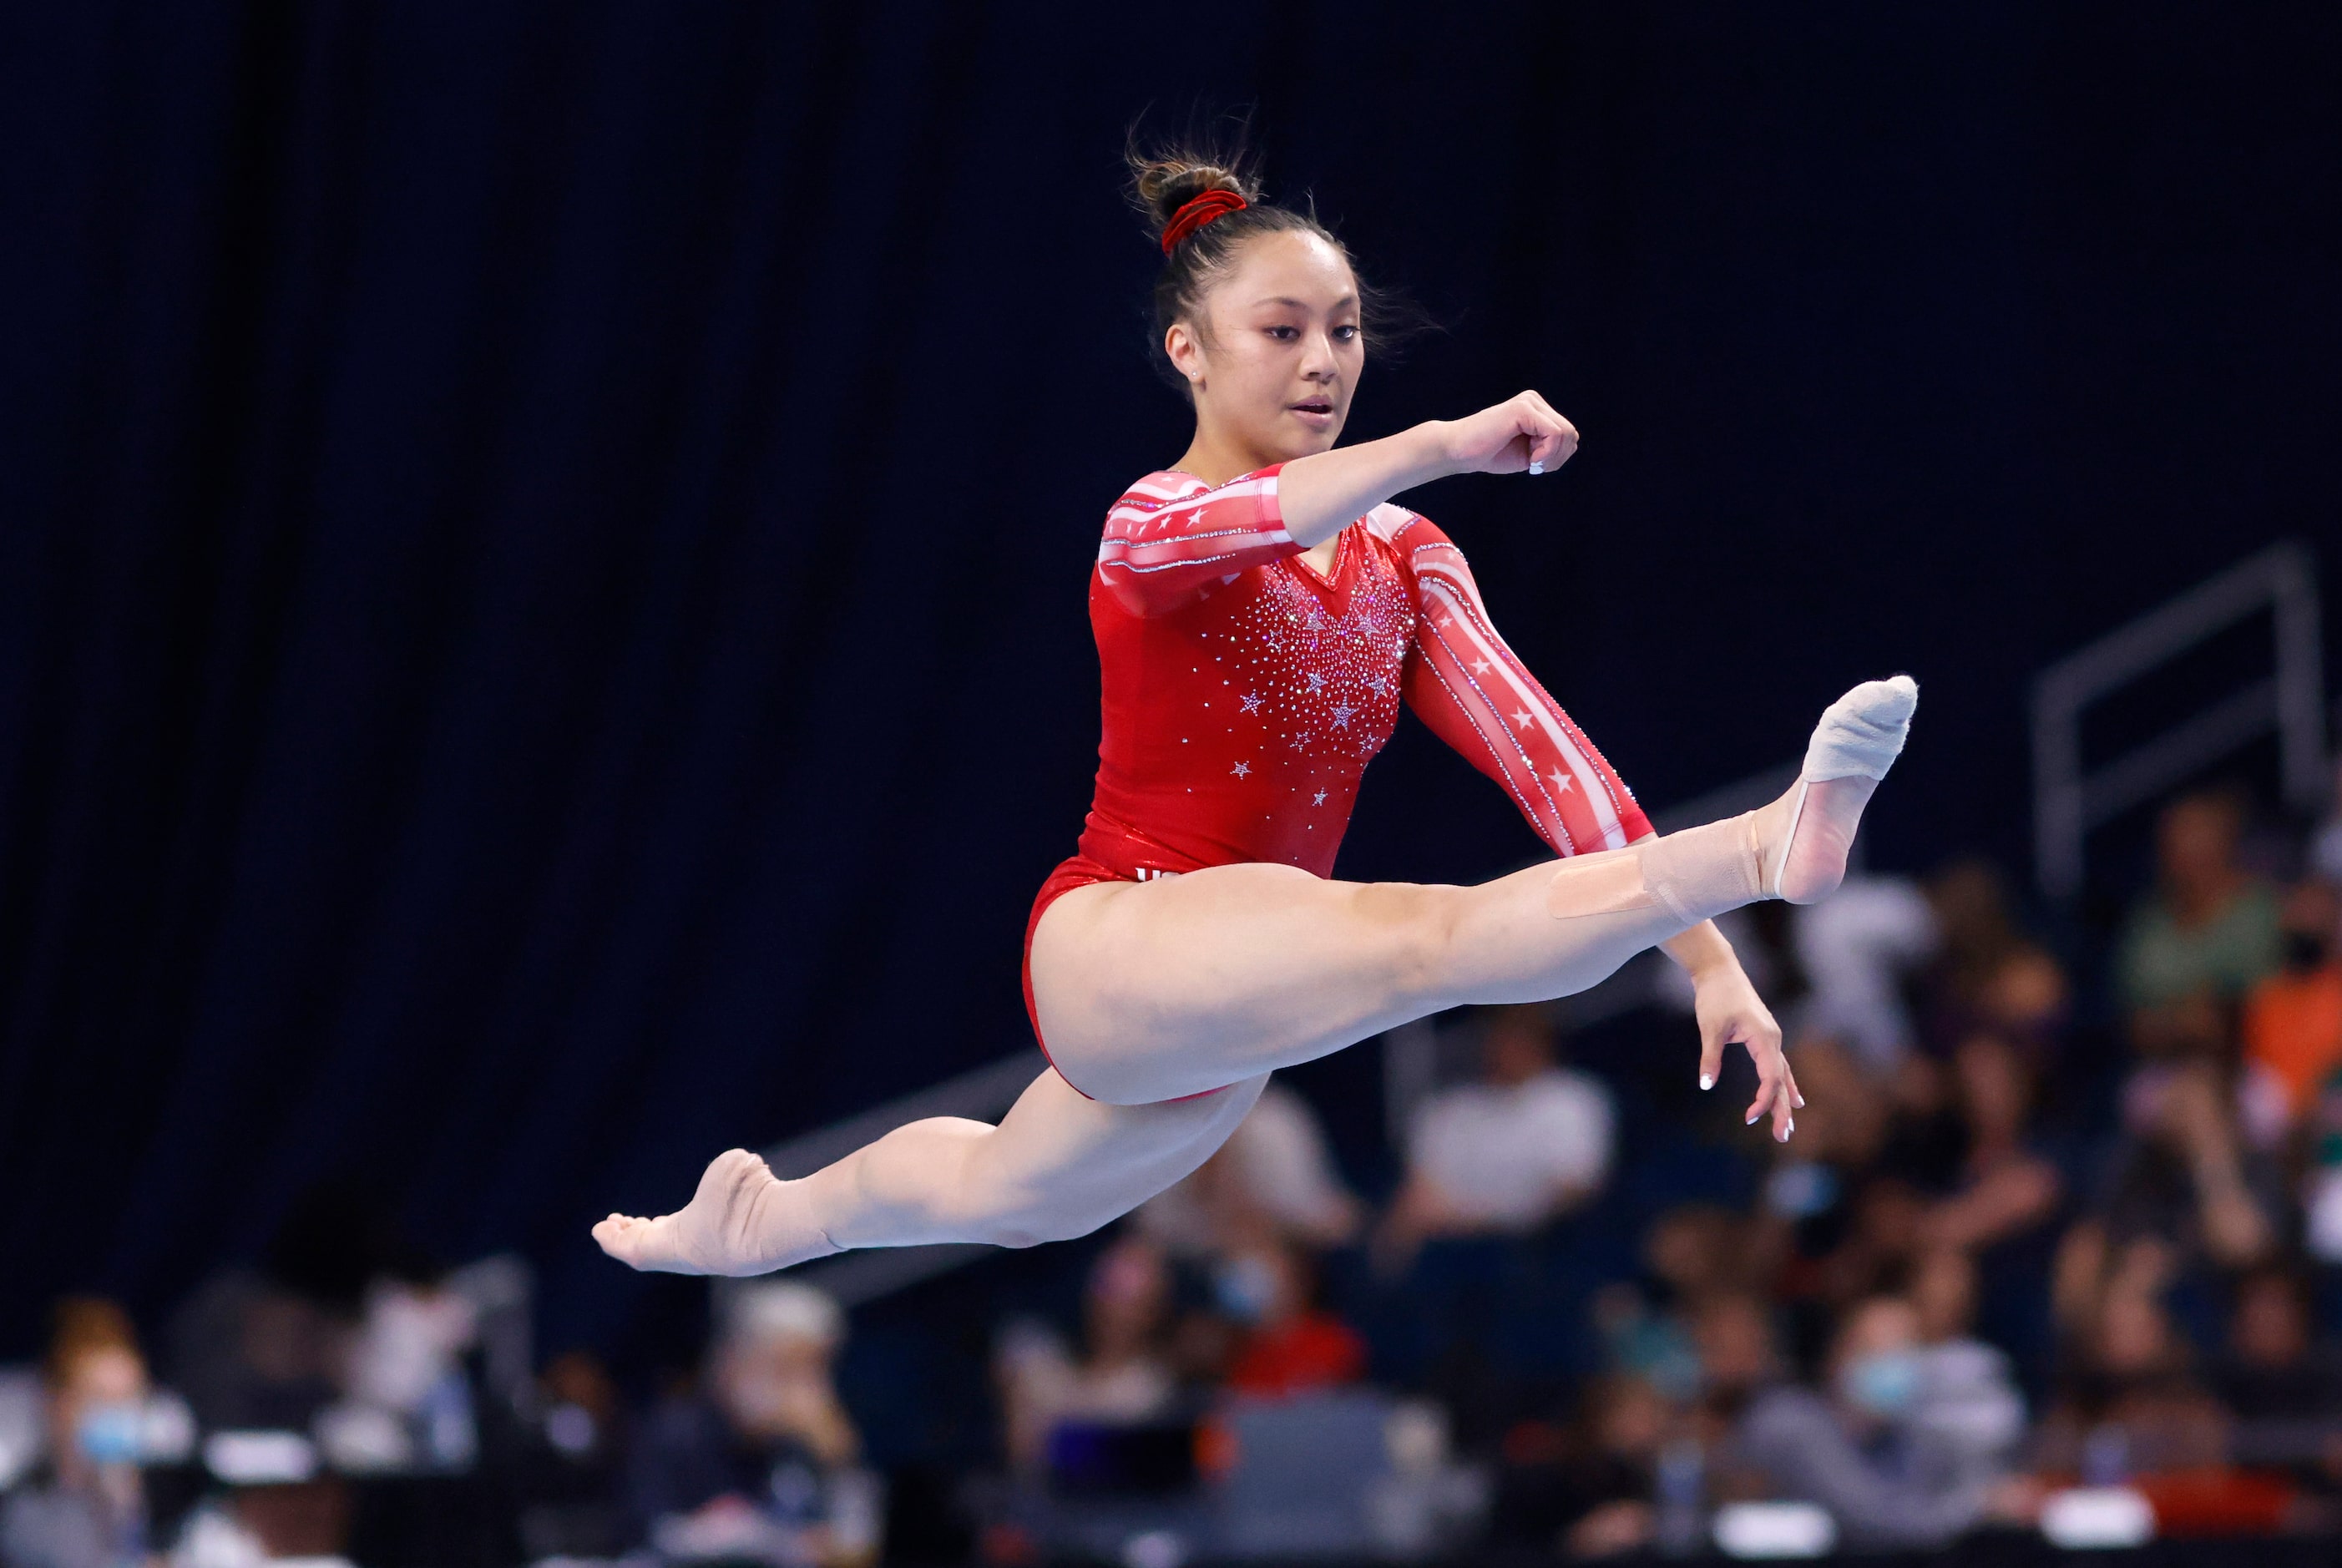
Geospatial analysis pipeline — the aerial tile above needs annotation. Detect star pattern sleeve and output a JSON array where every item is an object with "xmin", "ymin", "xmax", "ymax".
[
  {"xmin": 1392, "ymin": 511, "xmax": 1655, "ymax": 856},
  {"xmin": 1095, "ymin": 466, "xmax": 1301, "ymax": 616}
]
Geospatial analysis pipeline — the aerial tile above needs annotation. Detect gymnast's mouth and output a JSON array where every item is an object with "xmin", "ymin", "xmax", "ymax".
[{"xmin": 1289, "ymin": 398, "xmax": 1335, "ymax": 417}]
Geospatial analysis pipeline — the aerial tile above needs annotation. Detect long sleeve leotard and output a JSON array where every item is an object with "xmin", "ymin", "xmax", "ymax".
[
  {"xmin": 1020, "ymin": 463, "xmax": 1654, "ymax": 1075},
  {"xmin": 1072, "ymin": 463, "xmax": 1650, "ymax": 882}
]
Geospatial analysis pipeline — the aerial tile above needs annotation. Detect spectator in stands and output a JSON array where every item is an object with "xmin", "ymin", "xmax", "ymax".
[
  {"xmin": 1735, "ymin": 1296, "xmax": 2032, "ymax": 1549},
  {"xmin": 1492, "ymin": 1374, "xmax": 1667, "ymax": 1560},
  {"xmin": 2306, "ymin": 1064, "xmax": 2342, "ymax": 1264},
  {"xmin": 2117, "ymin": 790, "xmax": 2281, "ymax": 1018},
  {"xmin": 2212, "ymin": 1267, "xmax": 2342, "ymax": 1422},
  {"xmin": 2241, "ymin": 878, "xmax": 2342, "ymax": 1125},
  {"xmin": 1217, "ymin": 1238, "xmax": 1366, "ymax": 1400},
  {"xmin": 1594, "ymin": 1206, "xmax": 1761, "ymax": 1402},
  {"xmin": 1375, "ymin": 1005, "xmax": 1613, "ymax": 1271},
  {"xmin": 1690, "ymin": 1293, "xmax": 1781, "ymax": 1418},
  {"xmin": 1917, "ymin": 858, "xmax": 2069, "ymax": 1065},
  {"xmin": 1136, "ymin": 1081, "xmax": 1359, "ymax": 1256},
  {"xmin": 1916, "ymin": 1034, "xmax": 2065, "ymax": 1256},
  {"xmin": 166, "ymin": 1178, "xmax": 415, "ymax": 1436},
  {"xmin": 2036, "ymin": 1277, "xmax": 2229, "ymax": 1477},
  {"xmin": 2059, "ymin": 1055, "xmax": 2281, "ymax": 1313},
  {"xmin": 995, "ymin": 1237, "xmax": 1177, "ymax": 1475},
  {"xmin": 630, "ymin": 1283, "xmax": 879, "ymax": 1567},
  {"xmin": 0, "ymin": 1300, "xmax": 154, "ymax": 1568},
  {"xmin": 1905, "ymin": 1250, "xmax": 2027, "ymax": 1481},
  {"xmin": 1792, "ymin": 876, "xmax": 1938, "ymax": 1074}
]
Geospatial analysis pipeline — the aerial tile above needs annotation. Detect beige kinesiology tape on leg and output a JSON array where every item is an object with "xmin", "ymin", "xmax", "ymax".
[{"xmin": 1546, "ymin": 814, "xmax": 1765, "ymax": 928}]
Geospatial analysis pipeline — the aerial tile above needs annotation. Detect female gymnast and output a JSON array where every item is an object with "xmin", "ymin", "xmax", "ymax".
[{"xmin": 594, "ymin": 148, "xmax": 1917, "ymax": 1278}]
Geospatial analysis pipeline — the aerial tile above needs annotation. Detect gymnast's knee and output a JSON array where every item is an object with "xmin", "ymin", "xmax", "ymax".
[{"xmin": 1355, "ymin": 880, "xmax": 1461, "ymax": 1004}]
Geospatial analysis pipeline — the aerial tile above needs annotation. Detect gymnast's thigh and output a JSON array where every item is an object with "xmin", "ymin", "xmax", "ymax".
[{"xmin": 1026, "ymin": 861, "xmax": 1458, "ymax": 1105}]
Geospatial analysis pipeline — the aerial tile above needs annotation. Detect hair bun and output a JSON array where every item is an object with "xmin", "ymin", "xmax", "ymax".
[{"xmin": 1126, "ymin": 147, "xmax": 1263, "ymax": 243}]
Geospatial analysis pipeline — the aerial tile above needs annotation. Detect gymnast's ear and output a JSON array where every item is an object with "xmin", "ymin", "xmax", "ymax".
[{"xmin": 1163, "ymin": 319, "xmax": 1207, "ymax": 387}]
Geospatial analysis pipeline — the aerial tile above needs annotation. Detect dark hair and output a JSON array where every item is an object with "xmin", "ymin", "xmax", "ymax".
[{"xmin": 1125, "ymin": 129, "xmax": 1424, "ymax": 396}]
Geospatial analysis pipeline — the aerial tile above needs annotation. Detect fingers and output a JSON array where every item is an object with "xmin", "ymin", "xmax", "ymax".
[
  {"xmin": 1519, "ymin": 391, "xmax": 1579, "ymax": 470},
  {"xmin": 1697, "ymin": 1027, "xmax": 1725, "ymax": 1094},
  {"xmin": 1739, "ymin": 1029, "xmax": 1793, "ymax": 1143}
]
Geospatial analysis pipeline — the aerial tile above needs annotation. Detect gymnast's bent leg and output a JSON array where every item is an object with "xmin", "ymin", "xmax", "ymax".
[
  {"xmin": 595, "ymin": 677, "xmax": 1912, "ymax": 1277},
  {"xmin": 593, "ymin": 1069, "xmax": 1267, "ymax": 1276}
]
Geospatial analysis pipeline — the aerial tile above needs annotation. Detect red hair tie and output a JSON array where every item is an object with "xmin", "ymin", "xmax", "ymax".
[{"xmin": 1160, "ymin": 189, "xmax": 1248, "ymax": 254}]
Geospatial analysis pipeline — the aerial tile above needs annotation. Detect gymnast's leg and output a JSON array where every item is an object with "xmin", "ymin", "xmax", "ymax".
[
  {"xmin": 594, "ymin": 678, "xmax": 1913, "ymax": 1277},
  {"xmin": 593, "ymin": 1069, "xmax": 1266, "ymax": 1276},
  {"xmin": 1031, "ymin": 678, "xmax": 1914, "ymax": 1105}
]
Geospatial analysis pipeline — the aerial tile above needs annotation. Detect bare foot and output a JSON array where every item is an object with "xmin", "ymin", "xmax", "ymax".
[{"xmin": 592, "ymin": 1148, "xmax": 840, "ymax": 1277}]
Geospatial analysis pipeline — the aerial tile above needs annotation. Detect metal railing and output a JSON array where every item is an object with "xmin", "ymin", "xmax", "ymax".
[{"xmin": 2031, "ymin": 540, "xmax": 2326, "ymax": 900}]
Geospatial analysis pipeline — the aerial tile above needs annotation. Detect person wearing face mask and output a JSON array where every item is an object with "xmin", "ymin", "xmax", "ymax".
[
  {"xmin": 1733, "ymin": 1296, "xmax": 2033, "ymax": 1550},
  {"xmin": 1215, "ymin": 1240, "xmax": 1365, "ymax": 1401},
  {"xmin": 2241, "ymin": 878, "xmax": 2342, "ymax": 1127},
  {"xmin": 0, "ymin": 1301, "xmax": 157, "ymax": 1568}
]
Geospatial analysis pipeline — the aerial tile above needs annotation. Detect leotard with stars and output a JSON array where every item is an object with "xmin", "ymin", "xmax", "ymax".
[{"xmin": 1021, "ymin": 464, "xmax": 1653, "ymax": 1071}]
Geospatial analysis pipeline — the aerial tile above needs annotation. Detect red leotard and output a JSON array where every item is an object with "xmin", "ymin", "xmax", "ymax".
[{"xmin": 1024, "ymin": 465, "xmax": 1653, "ymax": 1088}]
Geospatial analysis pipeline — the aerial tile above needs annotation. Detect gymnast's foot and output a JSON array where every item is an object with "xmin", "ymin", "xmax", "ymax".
[
  {"xmin": 1754, "ymin": 675, "xmax": 1918, "ymax": 905},
  {"xmin": 593, "ymin": 1148, "xmax": 842, "ymax": 1277}
]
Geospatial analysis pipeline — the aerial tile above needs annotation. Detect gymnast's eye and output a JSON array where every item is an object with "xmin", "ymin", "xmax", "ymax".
[
  {"xmin": 1333, "ymin": 324, "xmax": 1359, "ymax": 343},
  {"xmin": 1265, "ymin": 325, "xmax": 1299, "ymax": 341}
]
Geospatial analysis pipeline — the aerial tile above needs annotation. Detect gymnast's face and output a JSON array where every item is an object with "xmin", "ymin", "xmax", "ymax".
[{"xmin": 1167, "ymin": 229, "xmax": 1363, "ymax": 466}]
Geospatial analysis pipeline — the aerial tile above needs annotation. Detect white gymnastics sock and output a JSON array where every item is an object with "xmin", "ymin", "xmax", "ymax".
[
  {"xmin": 1765, "ymin": 675, "xmax": 1918, "ymax": 902},
  {"xmin": 1545, "ymin": 675, "xmax": 1918, "ymax": 924}
]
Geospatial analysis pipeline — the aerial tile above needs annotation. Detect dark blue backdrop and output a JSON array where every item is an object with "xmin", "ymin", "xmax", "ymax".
[{"xmin": 3, "ymin": 1, "xmax": 2336, "ymax": 1361}]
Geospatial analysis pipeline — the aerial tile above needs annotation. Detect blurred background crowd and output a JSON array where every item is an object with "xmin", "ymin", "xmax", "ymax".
[
  {"xmin": 8, "ymin": 3, "xmax": 2342, "ymax": 1565},
  {"xmin": 8, "ymin": 771, "xmax": 2341, "ymax": 1564}
]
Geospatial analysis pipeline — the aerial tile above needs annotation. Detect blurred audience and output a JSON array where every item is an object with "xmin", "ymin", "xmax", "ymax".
[
  {"xmin": 0, "ymin": 1301, "xmax": 158, "ymax": 1568},
  {"xmin": 630, "ymin": 1282, "xmax": 878, "ymax": 1568},
  {"xmin": 2242, "ymin": 877, "xmax": 2342, "ymax": 1125},
  {"xmin": 2037, "ymin": 1272, "xmax": 2230, "ymax": 1477},
  {"xmin": 1792, "ymin": 876, "xmax": 1938, "ymax": 1073},
  {"xmin": 2212, "ymin": 1267, "xmax": 2342, "ymax": 1423},
  {"xmin": 995, "ymin": 1237, "xmax": 1177, "ymax": 1476},
  {"xmin": 1136, "ymin": 1081, "xmax": 1359, "ymax": 1256},
  {"xmin": 10, "ymin": 782, "xmax": 2342, "ymax": 1563},
  {"xmin": 2118, "ymin": 790, "xmax": 2281, "ymax": 1019},
  {"xmin": 1920, "ymin": 858, "xmax": 2071, "ymax": 1064},
  {"xmin": 1377, "ymin": 1006, "xmax": 1613, "ymax": 1270},
  {"xmin": 1735, "ymin": 1295, "xmax": 2032, "ymax": 1550},
  {"xmin": 1217, "ymin": 1239, "xmax": 1365, "ymax": 1401},
  {"xmin": 1491, "ymin": 1374, "xmax": 1668, "ymax": 1560}
]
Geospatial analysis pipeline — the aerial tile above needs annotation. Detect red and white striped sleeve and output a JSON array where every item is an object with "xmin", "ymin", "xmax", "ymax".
[
  {"xmin": 1095, "ymin": 466, "xmax": 1302, "ymax": 616},
  {"xmin": 1389, "ymin": 508, "xmax": 1655, "ymax": 856}
]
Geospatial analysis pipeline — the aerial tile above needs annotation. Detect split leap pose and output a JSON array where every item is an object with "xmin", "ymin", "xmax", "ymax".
[{"xmin": 596, "ymin": 148, "xmax": 1916, "ymax": 1277}]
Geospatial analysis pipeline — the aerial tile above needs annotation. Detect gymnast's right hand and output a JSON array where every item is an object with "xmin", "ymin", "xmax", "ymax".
[{"xmin": 1436, "ymin": 391, "xmax": 1580, "ymax": 476}]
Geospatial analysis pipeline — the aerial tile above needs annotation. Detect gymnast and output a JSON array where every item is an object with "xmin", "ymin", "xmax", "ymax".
[{"xmin": 594, "ymin": 144, "xmax": 1916, "ymax": 1277}]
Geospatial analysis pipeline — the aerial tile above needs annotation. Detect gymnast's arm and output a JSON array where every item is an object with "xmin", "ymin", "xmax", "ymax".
[
  {"xmin": 1095, "ymin": 467, "xmax": 1306, "ymax": 616},
  {"xmin": 1392, "ymin": 516, "xmax": 1746, "ymax": 985},
  {"xmin": 1272, "ymin": 390, "xmax": 1579, "ymax": 548}
]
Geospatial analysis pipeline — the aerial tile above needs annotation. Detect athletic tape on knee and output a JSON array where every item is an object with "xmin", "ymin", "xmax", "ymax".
[{"xmin": 1630, "ymin": 812, "xmax": 1766, "ymax": 927}]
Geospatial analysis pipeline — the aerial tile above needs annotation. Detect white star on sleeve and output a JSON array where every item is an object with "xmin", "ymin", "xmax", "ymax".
[
  {"xmin": 1470, "ymin": 658, "xmax": 1492, "ymax": 676},
  {"xmin": 1547, "ymin": 768, "xmax": 1575, "ymax": 793},
  {"xmin": 1232, "ymin": 761, "xmax": 1252, "ymax": 779},
  {"xmin": 1511, "ymin": 708, "xmax": 1535, "ymax": 730}
]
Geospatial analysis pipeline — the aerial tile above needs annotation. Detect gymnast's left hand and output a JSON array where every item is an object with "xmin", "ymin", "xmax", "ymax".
[{"xmin": 1691, "ymin": 962, "xmax": 1801, "ymax": 1141}]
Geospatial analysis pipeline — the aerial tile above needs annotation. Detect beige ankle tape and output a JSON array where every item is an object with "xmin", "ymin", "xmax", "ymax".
[{"xmin": 1631, "ymin": 812, "xmax": 1767, "ymax": 926}]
